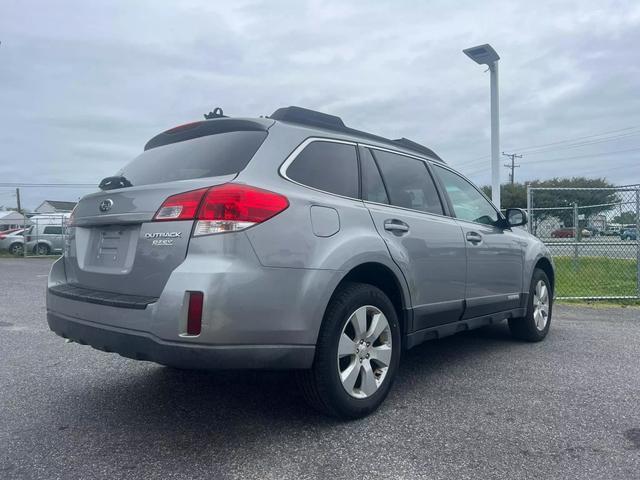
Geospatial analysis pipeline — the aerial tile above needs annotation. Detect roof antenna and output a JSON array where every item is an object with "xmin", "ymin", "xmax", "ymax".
[{"xmin": 204, "ymin": 107, "xmax": 226, "ymax": 119}]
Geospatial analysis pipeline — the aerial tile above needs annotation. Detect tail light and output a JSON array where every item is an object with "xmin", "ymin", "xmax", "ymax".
[
  {"xmin": 154, "ymin": 188, "xmax": 209, "ymax": 221},
  {"xmin": 153, "ymin": 184, "xmax": 289, "ymax": 235}
]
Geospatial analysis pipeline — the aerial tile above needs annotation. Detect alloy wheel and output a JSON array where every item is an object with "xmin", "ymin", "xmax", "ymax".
[
  {"xmin": 337, "ymin": 305, "xmax": 392, "ymax": 399},
  {"xmin": 533, "ymin": 280, "xmax": 550, "ymax": 331}
]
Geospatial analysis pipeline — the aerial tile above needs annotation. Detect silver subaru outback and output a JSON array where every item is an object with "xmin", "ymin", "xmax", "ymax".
[{"xmin": 47, "ymin": 106, "xmax": 554, "ymax": 418}]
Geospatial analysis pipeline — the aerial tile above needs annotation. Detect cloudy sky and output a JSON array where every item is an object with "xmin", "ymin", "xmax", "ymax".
[{"xmin": 1, "ymin": 0, "xmax": 639, "ymax": 209}]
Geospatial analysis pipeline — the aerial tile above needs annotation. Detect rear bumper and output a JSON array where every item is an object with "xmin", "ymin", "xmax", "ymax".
[{"xmin": 47, "ymin": 310, "xmax": 315, "ymax": 370}]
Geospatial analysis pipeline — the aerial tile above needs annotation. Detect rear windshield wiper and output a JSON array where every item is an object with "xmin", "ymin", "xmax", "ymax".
[{"xmin": 99, "ymin": 176, "xmax": 133, "ymax": 191}]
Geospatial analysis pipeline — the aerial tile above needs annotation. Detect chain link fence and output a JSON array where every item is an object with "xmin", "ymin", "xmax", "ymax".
[
  {"xmin": 20, "ymin": 214, "xmax": 69, "ymax": 258},
  {"xmin": 527, "ymin": 186, "xmax": 640, "ymax": 299}
]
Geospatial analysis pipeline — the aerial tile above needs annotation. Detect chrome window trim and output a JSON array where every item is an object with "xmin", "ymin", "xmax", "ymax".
[
  {"xmin": 279, "ymin": 136, "xmax": 456, "ymax": 221},
  {"xmin": 279, "ymin": 137, "xmax": 361, "ymax": 202}
]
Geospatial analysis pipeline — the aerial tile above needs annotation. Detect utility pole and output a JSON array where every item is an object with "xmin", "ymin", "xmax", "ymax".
[
  {"xmin": 15, "ymin": 188, "xmax": 21, "ymax": 214},
  {"xmin": 502, "ymin": 152, "xmax": 522, "ymax": 184}
]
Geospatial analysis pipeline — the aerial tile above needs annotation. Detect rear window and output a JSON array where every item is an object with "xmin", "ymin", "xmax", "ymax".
[
  {"xmin": 43, "ymin": 226, "xmax": 63, "ymax": 235},
  {"xmin": 115, "ymin": 131, "xmax": 267, "ymax": 187}
]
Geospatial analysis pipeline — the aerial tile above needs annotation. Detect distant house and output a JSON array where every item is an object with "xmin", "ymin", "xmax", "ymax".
[
  {"xmin": 35, "ymin": 200, "xmax": 77, "ymax": 214},
  {"xmin": 0, "ymin": 210, "xmax": 29, "ymax": 231}
]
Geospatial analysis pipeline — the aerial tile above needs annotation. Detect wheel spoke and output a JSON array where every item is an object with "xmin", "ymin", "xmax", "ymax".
[
  {"xmin": 370, "ymin": 345, "xmax": 391, "ymax": 367},
  {"xmin": 350, "ymin": 307, "xmax": 368, "ymax": 339},
  {"xmin": 534, "ymin": 309, "xmax": 542, "ymax": 328},
  {"xmin": 539, "ymin": 284, "xmax": 548, "ymax": 303},
  {"xmin": 338, "ymin": 333, "xmax": 356, "ymax": 358},
  {"xmin": 340, "ymin": 361, "xmax": 360, "ymax": 393},
  {"xmin": 366, "ymin": 312, "xmax": 387, "ymax": 343},
  {"xmin": 359, "ymin": 360, "xmax": 378, "ymax": 396}
]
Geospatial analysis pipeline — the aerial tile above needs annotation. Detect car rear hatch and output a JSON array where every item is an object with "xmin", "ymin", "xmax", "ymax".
[{"xmin": 63, "ymin": 120, "xmax": 270, "ymax": 298}]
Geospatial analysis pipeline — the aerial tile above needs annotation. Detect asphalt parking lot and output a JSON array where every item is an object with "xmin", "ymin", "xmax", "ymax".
[{"xmin": 1, "ymin": 258, "xmax": 639, "ymax": 480}]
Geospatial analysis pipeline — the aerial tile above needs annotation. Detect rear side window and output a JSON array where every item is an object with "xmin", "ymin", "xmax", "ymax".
[
  {"xmin": 43, "ymin": 226, "xmax": 63, "ymax": 235},
  {"xmin": 287, "ymin": 141, "xmax": 358, "ymax": 198},
  {"xmin": 373, "ymin": 150, "xmax": 443, "ymax": 215},
  {"xmin": 116, "ymin": 131, "xmax": 267, "ymax": 187},
  {"xmin": 361, "ymin": 148, "xmax": 389, "ymax": 204}
]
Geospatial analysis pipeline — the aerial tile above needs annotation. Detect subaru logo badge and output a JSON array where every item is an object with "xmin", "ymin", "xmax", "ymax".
[{"xmin": 99, "ymin": 199, "xmax": 114, "ymax": 212}]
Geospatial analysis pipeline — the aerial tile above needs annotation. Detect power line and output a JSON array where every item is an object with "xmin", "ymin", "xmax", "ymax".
[
  {"xmin": 455, "ymin": 125, "xmax": 640, "ymax": 168},
  {"xmin": 502, "ymin": 152, "xmax": 522, "ymax": 184},
  {"xmin": 463, "ymin": 146, "xmax": 640, "ymax": 175}
]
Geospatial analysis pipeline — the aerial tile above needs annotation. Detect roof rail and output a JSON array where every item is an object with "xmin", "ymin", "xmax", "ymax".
[{"xmin": 269, "ymin": 106, "xmax": 442, "ymax": 161}]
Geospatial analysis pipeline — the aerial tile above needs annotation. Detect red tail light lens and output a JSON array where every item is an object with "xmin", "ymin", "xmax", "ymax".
[
  {"xmin": 153, "ymin": 184, "xmax": 288, "ymax": 235},
  {"xmin": 194, "ymin": 184, "xmax": 289, "ymax": 236},
  {"xmin": 153, "ymin": 188, "xmax": 208, "ymax": 221}
]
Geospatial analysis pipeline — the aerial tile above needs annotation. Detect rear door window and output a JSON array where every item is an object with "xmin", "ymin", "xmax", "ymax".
[
  {"xmin": 372, "ymin": 150, "xmax": 444, "ymax": 215},
  {"xmin": 361, "ymin": 148, "xmax": 389, "ymax": 204},
  {"xmin": 116, "ymin": 131, "xmax": 267, "ymax": 187},
  {"xmin": 287, "ymin": 141, "xmax": 358, "ymax": 198}
]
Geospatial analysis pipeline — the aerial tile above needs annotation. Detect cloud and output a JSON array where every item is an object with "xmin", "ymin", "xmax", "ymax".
[{"xmin": 1, "ymin": 0, "xmax": 639, "ymax": 209}]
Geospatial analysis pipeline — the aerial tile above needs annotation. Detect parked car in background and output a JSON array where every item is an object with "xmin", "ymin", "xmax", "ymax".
[
  {"xmin": 0, "ymin": 228, "xmax": 25, "ymax": 255},
  {"xmin": 47, "ymin": 106, "xmax": 555, "ymax": 419},
  {"xmin": 621, "ymin": 227, "xmax": 637, "ymax": 241},
  {"xmin": 601, "ymin": 225, "xmax": 621, "ymax": 236},
  {"xmin": 550, "ymin": 228, "xmax": 591, "ymax": 239},
  {"xmin": 24, "ymin": 214, "xmax": 69, "ymax": 255}
]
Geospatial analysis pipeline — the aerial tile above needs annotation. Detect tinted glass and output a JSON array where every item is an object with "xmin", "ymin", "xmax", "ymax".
[
  {"xmin": 116, "ymin": 131, "xmax": 267, "ymax": 187},
  {"xmin": 432, "ymin": 165, "xmax": 499, "ymax": 226},
  {"xmin": 361, "ymin": 148, "xmax": 389, "ymax": 204},
  {"xmin": 287, "ymin": 142, "xmax": 358, "ymax": 198},
  {"xmin": 43, "ymin": 226, "xmax": 63, "ymax": 235},
  {"xmin": 373, "ymin": 150, "xmax": 443, "ymax": 215}
]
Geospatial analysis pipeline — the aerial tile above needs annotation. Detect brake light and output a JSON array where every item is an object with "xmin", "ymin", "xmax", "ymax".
[
  {"xmin": 153, "ymin": 188, "xmax": 208, "ymax": 221},
  {"xmin": 194, "ymin": 184, "xmax": 289, "ymax": 236}
]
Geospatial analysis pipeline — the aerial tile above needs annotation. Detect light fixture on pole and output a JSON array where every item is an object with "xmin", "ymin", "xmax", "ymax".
[{"xmin": 463, "ymin": 43, "xmax": 501, "ymax": 209}]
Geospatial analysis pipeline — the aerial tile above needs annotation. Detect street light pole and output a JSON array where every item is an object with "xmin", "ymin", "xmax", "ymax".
[
  {"xmin": 463, "ymin": 44, "xmax": 501, "ymax": 209},
  {"xmin": 489, "ymin": 60, "xmax": 500, "ymax": 209}
]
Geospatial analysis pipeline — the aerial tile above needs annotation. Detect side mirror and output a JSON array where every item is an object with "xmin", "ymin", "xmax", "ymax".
[{"xmin": 505, "ymin": 208, "xmax": 527, "ymax": 227}]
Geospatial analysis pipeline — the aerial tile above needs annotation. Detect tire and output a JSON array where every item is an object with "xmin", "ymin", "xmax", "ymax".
[
  {"xmin": 35, "ymin": 243, "xmax": 50, "ymax": 256},
  {"xmin": 9, "ymin": 243, "xmax": 23, "ymax": 256},
  {"xmin": 509, "ymin": 269, "xmax": 552, "ymax": 342},
  {"xmin": 298, "ymin": 282, "xmax": 401, "ymax": 419}
]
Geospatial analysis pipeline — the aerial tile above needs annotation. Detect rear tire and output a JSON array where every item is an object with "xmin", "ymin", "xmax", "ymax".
[
  {"xmin": 509, "ymin": 268, "xmax": 552, "ymax": 342},
  {"xmin": 298, "ymin": 282, "xmax": 401, "ymax": 419},
  {"xmin": 35, "ymin": 243, "xmax": 50, "ymax": 256}
]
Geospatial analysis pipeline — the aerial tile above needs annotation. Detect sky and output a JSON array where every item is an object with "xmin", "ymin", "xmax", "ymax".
[{"xmin": 1, "ymin": 0, "xmax": 640, "ymax": 210}]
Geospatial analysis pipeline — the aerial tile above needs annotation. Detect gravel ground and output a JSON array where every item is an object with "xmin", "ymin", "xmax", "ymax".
[{"xmin": 1, "ymin": 258, "xmax": 639, "ymax": 480}]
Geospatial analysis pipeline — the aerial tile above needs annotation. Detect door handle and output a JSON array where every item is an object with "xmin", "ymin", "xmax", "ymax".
[
  {"xmin": 466, "ymin": 231, "xmax": 483, "ymax": 244},
  {"xmin": 384, "ymin": 220, "xmax": 410, "ymax": 233}
]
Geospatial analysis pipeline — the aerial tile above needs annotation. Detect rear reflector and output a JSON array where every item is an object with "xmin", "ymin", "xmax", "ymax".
[
  {"xmin": 187, "ymin": 291, "xmax": 203, "ymax": 336},
  {"xmin": 154, "ymin": 188, "xmax": 208, "ymax": 221}
]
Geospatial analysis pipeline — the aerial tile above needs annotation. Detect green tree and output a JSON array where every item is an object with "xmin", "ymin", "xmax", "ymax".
[
  {"xmin": 613, "ymin": 211, "xmax": 637, "ymax": 224},
  {"xmin": 482, "ymin": 177, "xmax": 619, "ymax": 233}
]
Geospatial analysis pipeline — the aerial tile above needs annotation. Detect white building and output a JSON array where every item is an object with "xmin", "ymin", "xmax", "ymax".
[
  {"xmin": 35, "ymin": 200, "xmax": 77, "ymax": 214},
  {"xmin": 0, "ymin": 210, "xmax": 29, "ymax": 231}
]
